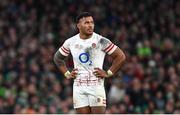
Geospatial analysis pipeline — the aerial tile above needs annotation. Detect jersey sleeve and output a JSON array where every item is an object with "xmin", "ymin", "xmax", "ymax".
[
  {"xmin": 58, "ymin": 39, "xmax": 70, "ymax": 56},
  {"xmin": 101, "ymin": 37, "xmax": 117, "ymax": 55}
]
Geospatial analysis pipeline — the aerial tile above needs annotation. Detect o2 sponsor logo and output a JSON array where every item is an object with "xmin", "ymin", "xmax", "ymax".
[{"xmin": 79, "ymin": 53, "xmax": 92, "ymax": 65}]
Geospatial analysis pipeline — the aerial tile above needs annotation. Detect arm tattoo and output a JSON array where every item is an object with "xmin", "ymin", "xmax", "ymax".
[{"xmin": 53, "ymin": 51, "xmax": 67, "ymax": 67}]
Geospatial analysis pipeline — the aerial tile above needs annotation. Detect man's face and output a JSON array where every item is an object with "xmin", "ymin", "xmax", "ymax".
[{"xmin": 77, "ymin": 16, "xmax": 94, "ymax": 35}]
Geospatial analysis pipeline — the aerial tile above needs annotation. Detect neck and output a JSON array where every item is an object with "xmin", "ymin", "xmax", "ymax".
[{"xmin": 79, "ymin": 33, "xmax": 93, "ymax": 40}]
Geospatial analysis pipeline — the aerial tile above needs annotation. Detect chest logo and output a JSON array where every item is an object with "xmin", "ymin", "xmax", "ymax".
[{"xmin": 79, "ymin": 53, "xmax": 92, "ymax": 65}]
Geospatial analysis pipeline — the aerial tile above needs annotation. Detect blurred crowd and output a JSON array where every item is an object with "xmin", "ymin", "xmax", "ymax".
[{"xmin": 0, "ymin": 0, "xmax": 180, "ymax": 114}]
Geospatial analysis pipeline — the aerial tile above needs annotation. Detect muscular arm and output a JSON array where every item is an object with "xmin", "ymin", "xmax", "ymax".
[
  {"xmin": 109, "ymin": 47, "xmax": 126, "ymax": 75},
  {"xmin": 93, "ymin": 47, "xmax": 126, "ymax": 77},
  {"xmin": 54, "ymin": 51, "xmax": 77, "ymax": 79},
  {"xmin": 53, "ymin": 50, "xmax": 69, "ymax": 74}
]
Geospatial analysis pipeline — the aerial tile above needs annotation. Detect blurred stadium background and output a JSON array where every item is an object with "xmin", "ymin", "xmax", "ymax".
[{"xmin": 0, "ymin": 0, "xmax": 180, "ymax": 114}]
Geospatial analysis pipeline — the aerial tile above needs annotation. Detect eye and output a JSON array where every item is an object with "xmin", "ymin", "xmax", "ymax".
[
  {"xmin": 85, "ymin": 21, "xmax": 90, "ymax": 24},
  {"xmin": 84, "ymin": 21, "xmax": 94, "ymax": 24},
  {"xmin": 90, "ymin": 21, "xmax": 94, "ymax": 24}
]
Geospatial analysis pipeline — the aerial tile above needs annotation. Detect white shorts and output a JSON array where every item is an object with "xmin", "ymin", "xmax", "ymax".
[{"xmin": 73, "ymin": 84, "xmax": 106, "ymax": 109}]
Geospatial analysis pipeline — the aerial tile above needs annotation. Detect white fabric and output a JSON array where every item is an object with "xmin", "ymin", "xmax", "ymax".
[
  {"xmin": 59, "ymin": 32, "xmax": 117, "ymax": 85},
  {"xmin": 73, "ymin": 85, "xmax": 106, "ymax": 108},
  {"xmin": 58, "ymin": 32, "xmax": 117, "ymax": 108}
]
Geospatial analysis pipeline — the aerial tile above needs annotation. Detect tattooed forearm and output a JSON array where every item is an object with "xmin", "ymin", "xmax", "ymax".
[{"xmin": 53, "ymin": 51, "xmax": 67, "ymax": 67}]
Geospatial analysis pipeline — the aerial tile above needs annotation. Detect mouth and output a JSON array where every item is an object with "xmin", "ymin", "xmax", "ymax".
[{"xmin": 87, "ymin": 29, "xmax": 93, "ymax": 32}]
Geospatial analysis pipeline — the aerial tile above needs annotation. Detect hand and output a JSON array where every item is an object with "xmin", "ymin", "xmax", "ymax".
[
  {"xmin": 70, "ymin": 68, "xmax": 78, "ymax": 78},
  {"xmin": 65, "ymin": 68, "xmax": 78, "ymax": 79},
  {"xmin": 93, "ymin": 68, "xmax": 108, "ymax": 78}
]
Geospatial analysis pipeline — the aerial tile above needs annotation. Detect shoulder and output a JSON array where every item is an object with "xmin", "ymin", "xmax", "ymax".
[
  {"xmin": 92, "ymin": 32, "xmax": 113, "ymax": 47},
  {"xmin": 93, "ymin": 32, "xmax": 105, "ymax": 41},
  {"xmin": 93, "ymin": 33, "xmax": 111, "ymax": 44},
  {"xmin": 65, "ymin": 34, "xmax": 79, "ymax": 43},
  {"xmin": 93, "ymin": 32, "xmax": 103, "ymax": 38}
]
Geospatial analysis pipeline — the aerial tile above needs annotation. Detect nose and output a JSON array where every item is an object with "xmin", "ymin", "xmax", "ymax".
[
  {"xmin": 89, "ymin": 25, "xmax": 92, "ymax": 29},
  {"xmin": 88, "ymin": 23, "xmax": 94, "ymax": 28}
]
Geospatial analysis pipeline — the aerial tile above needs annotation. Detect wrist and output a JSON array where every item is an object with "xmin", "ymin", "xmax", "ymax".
[
  {"xmin": 64, "ymin": 71, "xmax": 71, "ymax": 79},
  {"xmin": 106, "ymin": 69, "xmax": 113, "ymax": 77}
]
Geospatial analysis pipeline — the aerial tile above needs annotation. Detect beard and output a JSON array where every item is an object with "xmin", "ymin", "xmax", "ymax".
[
  {"xmin": 85, "ymin": 28, "xmax": 94, "ymax": 35},
  {"xmin": 79, "ymin": 27, "xmax": 94, "ymax": 38}
]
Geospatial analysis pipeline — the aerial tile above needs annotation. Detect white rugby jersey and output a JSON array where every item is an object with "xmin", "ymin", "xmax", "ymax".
[{"xmin": 59, "ymin": 32, "xmax": 117, "ymax": 86}]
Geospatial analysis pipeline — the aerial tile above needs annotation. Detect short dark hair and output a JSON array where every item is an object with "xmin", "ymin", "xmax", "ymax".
[{"xmin": 76, "ymin": 12, "xmax": 93, "ymax": 23}]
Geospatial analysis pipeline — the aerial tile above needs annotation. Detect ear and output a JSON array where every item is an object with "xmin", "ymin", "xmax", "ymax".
[{"xmin": 77, "ymin": 23, "xmax": 80, "ymax": 29}]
